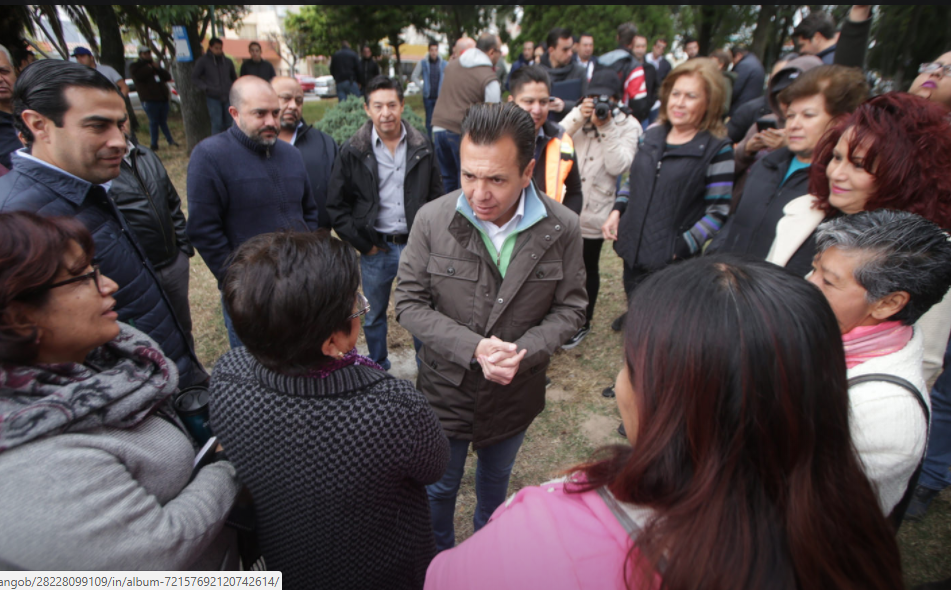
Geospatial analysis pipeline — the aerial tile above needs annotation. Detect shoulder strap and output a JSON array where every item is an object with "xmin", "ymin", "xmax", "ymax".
[
  {"xmin": 848, "ymin": 373, "xmax": 929, "ymax": 529},
  {"xmin": 596, "ymin": 486, "xmax": 668, "ymax": 573},
  {"xmin": 848, "ymin": 373, "xmax": 930, "ymax": 424}
]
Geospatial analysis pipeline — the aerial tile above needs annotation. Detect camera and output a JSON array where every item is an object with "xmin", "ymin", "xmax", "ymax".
[{"xmin": 593, "ymin": 95, "xmax": 613, "ymax": 120}]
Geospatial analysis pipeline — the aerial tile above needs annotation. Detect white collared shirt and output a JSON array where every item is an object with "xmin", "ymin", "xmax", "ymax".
[
  {"xmin": 15, "ymin": 148, "xmax": 112, "ymax": 192},
  {"xmin": 479, "ymin": 189, "xmax": 525, "ymax": 254}
]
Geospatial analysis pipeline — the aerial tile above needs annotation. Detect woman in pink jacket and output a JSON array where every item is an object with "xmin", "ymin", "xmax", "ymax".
[{"xmin": 426, "ymin": 256, "xmax": 903, "ymax": 590}]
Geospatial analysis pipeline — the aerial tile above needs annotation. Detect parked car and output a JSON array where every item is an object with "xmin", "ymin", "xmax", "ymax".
[
  {"xmin": 295, "ymin": 74, "xmax": 317, "ymax": 94},
  {"xmin": 126, "ymin": 78, "xmax": 181, "ymax": 112},
  {"xmin": 314, "ymin": 75, "xmax": 336, "ymax": 98}
]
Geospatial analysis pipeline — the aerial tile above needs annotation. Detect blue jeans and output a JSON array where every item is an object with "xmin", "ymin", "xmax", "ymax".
[
  {"xmin": 142, "ymin": 100, "xmax": 174, "ymax": 148},
  {"xmin": 221, "ymin": 292, "xmax": 243, "ymax": 349},
  {"xmin": 423, "ymin": 97, "xmax": 438, "ymax": 137},
  {"xmin": 206, "ymin": 97, "xmax": 232, "ymax": 135},
  {"xmin": 919, "ymin": 339, "xmax": 951, "ymax": 491},
  {"xmin": 360, "ymin": 243, "xmax": 406, "ymax": 370},
  {"xmin": 433, "ymin": 130, "xmax": 461, "ymax": 194},
  {"xmin": 337, "ymin": 80, "xmax": 360, "ymax": 102},
  {"xmin": 428, "ymin": 430, "xmax": 527, "ymax": 551}
]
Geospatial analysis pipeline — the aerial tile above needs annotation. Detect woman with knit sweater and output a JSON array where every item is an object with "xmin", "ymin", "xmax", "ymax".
[
  {"xmin": 210, "ymin": 229, "xmax": 449, "ymax": 590},
  {"xmin": 0, "ymin": 212, "xmax": 240, "ymax": 569},
  {"xmin": 808, "ymin": 210, "xmax": 951, "ymax": 519}
]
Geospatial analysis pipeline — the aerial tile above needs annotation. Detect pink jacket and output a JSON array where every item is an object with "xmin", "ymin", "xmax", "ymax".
[{"xmin": 424, "ymin": 480, "xmax": 661, "ymax": 590}]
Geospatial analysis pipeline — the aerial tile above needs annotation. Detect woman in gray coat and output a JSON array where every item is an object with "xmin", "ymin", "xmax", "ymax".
[{"xmin": 0, "ymin": 212, "xmax": 240, "ymax": 570}]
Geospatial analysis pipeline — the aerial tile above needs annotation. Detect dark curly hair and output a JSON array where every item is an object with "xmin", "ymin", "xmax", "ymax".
[{"xmin": 809, "ymin": 92, "xmax": 951, "ymax": 228}]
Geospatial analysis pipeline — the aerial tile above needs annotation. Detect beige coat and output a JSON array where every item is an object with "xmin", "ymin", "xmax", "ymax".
[
  {"xmin": 394, "ymin": 189, "xmax": 587, "ymax": 449},
  {"xmin": 560, "ymin": 107, "xmax": 642, "ymax": 240}
]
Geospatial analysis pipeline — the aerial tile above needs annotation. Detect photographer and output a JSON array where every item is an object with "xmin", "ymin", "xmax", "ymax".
[{"xmin": 559, "ymin": 71, "xmax": 641, "ymax": 349}]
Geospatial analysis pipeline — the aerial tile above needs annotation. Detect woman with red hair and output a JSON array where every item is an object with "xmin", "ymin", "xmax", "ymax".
[{"xmin": 767, "ymin": 92, "xmax": 951, "ymax": 381}]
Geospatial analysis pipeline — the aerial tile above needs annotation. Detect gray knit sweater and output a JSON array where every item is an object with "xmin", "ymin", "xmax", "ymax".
[
  {"xmin": 0, "ymin": 416, "xmax": 241, "ymax": 570},
  {"xmin": 209, "ymin": 348, "xmax": 450, "ymax": 590}
]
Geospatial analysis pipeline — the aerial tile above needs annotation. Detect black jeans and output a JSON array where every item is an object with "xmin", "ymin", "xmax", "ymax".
[
  {"xmin": 582, "ymin": 238, "xmax": 604, "ymax": 326},
  {"xmin": 622, "ymin": 262, "xmax": 652, "ymax": 300}
]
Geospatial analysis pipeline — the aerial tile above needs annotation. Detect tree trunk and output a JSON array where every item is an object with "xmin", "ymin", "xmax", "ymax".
[
  {"xmin": 751, "ymin": 5, "xmax": 778, "ymax": 62},
  {"xmin": 697, "ymin": 6, "xmax": 718, "ymax": 56},
  {"xmin": 87, "ymin": 5, "xmax": 140, "ymax": 133},
  {"xmin": 173, "ymin": 22, "xmax": 212, "ymax": 154}
]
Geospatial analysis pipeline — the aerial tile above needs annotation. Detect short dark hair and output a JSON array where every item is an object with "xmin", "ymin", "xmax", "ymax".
[
  {"xmin": 816, "ymin": 210, "xmax": 951, "ymax": 325},
  {"xmin": 363, "ymin": 75, "xmax": 403, "ymax": 105},
  {"xmin": 547, "ymin": 27, "xmax": 573, "ymax": 50},
  {"xmin": 0, "ymin": 212, "xmax": 95, "ymax": 365},
  {"xmin": 13, "ymin": 59, "xmax": 123, "ymax": 145},
  {"xmin": 476, "ymin": 34, "xmax": 498, "ymax": 54},
  {"xmin": 711, "ymin": 49, "xmax": 732, "ymax": 69},
  {"xmin": 508, "ymin": 64, "xmax": 550, "ymax": 97},
  {"xmin": 461, "ymin": 102, "xmax": 536, "ymax": 173},
  {"xmin": 730, "ymin": 44, "xmax": 749, "ymax": 57},
  {"xmin": 777, "ymin": 65, "xmax": 868, "ymax": 117},
  {"xmin": 223, "ymin": 230, "xmax": 360, "ymax": 374},
  {"xmin": 428, "ymin": 40, "xmax": 439, "ymax": 49},
  {"xmin": 617, "ymin": 23, "xmax": 638, "ymax": 48},
  {"xmin": 793, "ymin": 11, "xmax": 837, "ymax": 40},
  {"xmin": 683, "ymin": 36, "xmax": 698, "ymax": 46},
  {"xmin": 209, "ymin": 37, "xmax": 223, "ymax": 47},
  {"xmin": 654, "ymin": 37, "xmax": 668, "ymax": 45},
  {"xmin": 579, "ymin": 32, "xmax": 594, "ymax": 42},
  {"xmin": 248, "ymin": 41, "xmax": 261, "ymax": 52}
]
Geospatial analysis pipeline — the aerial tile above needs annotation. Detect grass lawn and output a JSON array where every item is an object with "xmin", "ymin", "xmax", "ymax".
[{"xmin": 146, "ymin": 99, "xmax": 951, "ymax": 587}]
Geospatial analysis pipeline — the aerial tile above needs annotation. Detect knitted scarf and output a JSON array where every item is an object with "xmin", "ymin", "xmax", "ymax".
[
  {"xmin": 0, "ymin": 324, "xmax": 178, "ymax": 453},
  {"xmin": 842, "ymin": 321, "xmax": 914, "ymax": 369},
  {"xmin": 304, "ymin": 349, "xmax": 383, "ymax": 379}
]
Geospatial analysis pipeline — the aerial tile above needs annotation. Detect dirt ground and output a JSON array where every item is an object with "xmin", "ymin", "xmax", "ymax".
[{"xmin": 153, "ymin": 103, "xmax": 951, "ymax": 587}]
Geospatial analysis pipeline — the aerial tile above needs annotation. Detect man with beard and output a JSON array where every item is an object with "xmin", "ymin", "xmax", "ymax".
[
  {"xmin": 540, "ymin": 28, "xmax": 586, "ymax": 121},
  {"xmin": 272, "ymin": 76, "xmax": 338, "ymax": 229},
  {"xmin": 0, "ymin": 59, "xmax": 207, "ymax": 387},
  {"xmin": 187, "ymin": 76, "xmax": 319, "ymax": 348}
]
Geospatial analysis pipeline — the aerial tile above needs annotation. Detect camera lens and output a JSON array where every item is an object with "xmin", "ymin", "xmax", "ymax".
[{"xmin": 595, "ymin": 102, "xmax": 611, "ymax": 120}]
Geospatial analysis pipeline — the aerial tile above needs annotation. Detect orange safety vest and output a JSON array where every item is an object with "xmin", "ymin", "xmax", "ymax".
[{"xmin": 544, "ymin": 133, "xmax": 574, "ymax": 203}]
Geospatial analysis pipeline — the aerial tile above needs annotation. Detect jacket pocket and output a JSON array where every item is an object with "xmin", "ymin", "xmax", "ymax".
[
  {"xmin": 427, "ymin": 254, "xmax": 480, "ymax": 327},
  {"xmin": 418, "ymin": 343, "xmax": 467, "ymax": 387}
]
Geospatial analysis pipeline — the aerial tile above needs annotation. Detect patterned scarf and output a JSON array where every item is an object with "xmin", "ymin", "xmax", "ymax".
[
  {"xmin": 304, "ymin": 349, "xmax": 383, "ymax": 379},
  {"xmin": 0, "ymin": 324, "xmax": 178, "ymax": 453},
  {"xmin": 842, "ymin": 321, "xmax": 914, "ymax": 369}
]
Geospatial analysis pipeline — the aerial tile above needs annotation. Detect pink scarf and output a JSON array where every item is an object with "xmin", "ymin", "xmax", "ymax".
[{"xmin": 842, "ymin": 321, "xmax": 913, "ymax": 369}]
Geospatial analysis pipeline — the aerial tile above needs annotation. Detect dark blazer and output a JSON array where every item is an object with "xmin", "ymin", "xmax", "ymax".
[
  {"xmin": 327, "ymin": 120, "xmax": 443, "ymax": 254},
  {"xmin": 0, "ymin": 152, "xmax": 206, "ymax": 387}
]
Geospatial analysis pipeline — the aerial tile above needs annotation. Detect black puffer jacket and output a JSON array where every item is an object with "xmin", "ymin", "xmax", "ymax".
[
  {"xmin": 615, "ymin": 125, "xmax": 732, "ymax": 271},
  {"xmin": 0, "ymin": 152, "xmax": 206, "ymax": 387},
  {"xmin": 706, "ymin": 147, "xmax": 810, "ymax": 260},
  {"xmin": 326, "ymin": 121, "xmax": 443, "ymax": 254},
  {"xmin": 110, "ymin": 144, "xmax": 193, "ymax": 270}
]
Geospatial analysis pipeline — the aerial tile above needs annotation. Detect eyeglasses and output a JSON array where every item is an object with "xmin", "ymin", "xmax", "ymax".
[
  {"xmin": 277, "ymin": 93, "xmax": 304, "ymax": 106},
  {"xmin": 47, "ymin": 265, "xmax": 101, "ymax": 291},
  {"xmin": 347, "ymin": 292, "xmax": 370, "ymax": 320},
  {"xmin": 918, "ymin": 62, "xmax": 951, "ymax": 78}
]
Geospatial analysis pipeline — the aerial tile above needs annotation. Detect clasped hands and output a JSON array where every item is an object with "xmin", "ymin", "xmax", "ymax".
[{"xmin": 475, "ymin": 336, "xmax": 527, "ymax": 386}]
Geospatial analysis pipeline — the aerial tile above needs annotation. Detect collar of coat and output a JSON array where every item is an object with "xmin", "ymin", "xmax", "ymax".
[
  {"xmin": 348, "ymin": 119, "xmax": 428, "ymax": 154},
  {"xmin": 455, "ymin": 181, "xmax": 548, "ymax": 235}
]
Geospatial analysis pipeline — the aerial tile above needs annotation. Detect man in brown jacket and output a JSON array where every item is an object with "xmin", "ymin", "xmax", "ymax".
[{"xmin": 395, "ymin": 103, "xmax": 587, "ymax": 551}]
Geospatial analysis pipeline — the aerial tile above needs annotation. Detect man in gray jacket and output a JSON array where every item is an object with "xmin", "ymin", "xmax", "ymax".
[
  {"xmin": 192, "ymin": 38, "xmax": 237, "ymax": 134},
  {"xmin": 395, "ymin": 103, "xmax": 587, "ymax": 551}
]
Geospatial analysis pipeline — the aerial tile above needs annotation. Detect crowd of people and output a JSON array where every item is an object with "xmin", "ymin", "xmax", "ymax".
[{"xmin": 2, "ymin": 5, "xmax": 951, "ymax": 588}]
